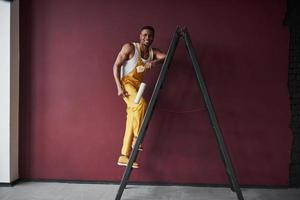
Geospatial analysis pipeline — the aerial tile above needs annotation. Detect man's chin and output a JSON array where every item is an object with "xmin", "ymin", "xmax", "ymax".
[{"xmin": 143, "ymin": 43, "xmax": 151, "ymax": 47}]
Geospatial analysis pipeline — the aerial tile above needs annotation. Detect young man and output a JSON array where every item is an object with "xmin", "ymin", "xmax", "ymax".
[{"xmin": 113, "ymin": 26, "xmax": 166, "ymax": 168}]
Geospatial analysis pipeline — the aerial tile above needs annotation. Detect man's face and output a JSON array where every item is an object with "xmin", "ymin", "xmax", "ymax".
[{"xmin": 139, "ymin": 29, "xmax": 154, "ymax": 47}]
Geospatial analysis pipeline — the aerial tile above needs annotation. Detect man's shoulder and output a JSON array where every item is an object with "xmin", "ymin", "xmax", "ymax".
[{"xmin": 121, "ymin": 43, "xmax": 135, "ymax": 52}]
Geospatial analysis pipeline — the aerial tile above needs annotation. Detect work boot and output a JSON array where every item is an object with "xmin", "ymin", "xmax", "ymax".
[{"xmin": 117, "ymin": 155, "xmax": 139, "ymax": 169}]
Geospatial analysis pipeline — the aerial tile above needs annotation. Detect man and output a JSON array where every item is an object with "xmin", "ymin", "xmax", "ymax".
[{"xmin": 113, "ymin": 26, "xmax": 166, "ymax": 168}]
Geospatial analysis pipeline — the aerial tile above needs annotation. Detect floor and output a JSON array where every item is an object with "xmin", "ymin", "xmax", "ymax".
[{"xmin": 0, "ymin": 182, "xmax": 300, "ymax": 200}]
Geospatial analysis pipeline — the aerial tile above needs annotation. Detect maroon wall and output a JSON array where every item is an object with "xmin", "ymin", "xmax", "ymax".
[{"xmin": 20, "ymin": 0, "xmax": 291, "ymax": 185}]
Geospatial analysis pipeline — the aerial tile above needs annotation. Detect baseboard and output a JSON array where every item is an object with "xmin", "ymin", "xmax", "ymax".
[
  {"xmin": 0, "ymin": 178, "xmax": 21, "ymax": 187},
  {"xmin": 16, "ymin": 178, "xmax": 295, "ymax": 189}
]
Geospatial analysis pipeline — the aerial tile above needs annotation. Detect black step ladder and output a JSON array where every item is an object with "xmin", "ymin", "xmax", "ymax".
[{"xmin": 115, "ymin": 27, "xmax": 245, "ymax": 200}]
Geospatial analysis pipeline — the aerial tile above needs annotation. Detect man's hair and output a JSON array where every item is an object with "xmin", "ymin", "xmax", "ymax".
[{"xmin": 141, "ymin": 26, "xmax": 155, "ymax": 35}]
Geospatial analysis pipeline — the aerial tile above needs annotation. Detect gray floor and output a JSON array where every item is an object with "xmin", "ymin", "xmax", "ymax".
[{"xmin": 0, "ymin": 182, "xmax": 300, "ymax": 200}]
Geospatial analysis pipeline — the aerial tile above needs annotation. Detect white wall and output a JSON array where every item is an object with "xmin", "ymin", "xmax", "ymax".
[{"xmin": 0, "ymin": 0, "xmax": 19, "ymax": 183}]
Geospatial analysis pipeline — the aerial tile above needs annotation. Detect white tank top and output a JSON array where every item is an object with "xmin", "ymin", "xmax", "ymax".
[{"xmin": 120, "ymin": 42, "xmax": 154, "ymax": 78}]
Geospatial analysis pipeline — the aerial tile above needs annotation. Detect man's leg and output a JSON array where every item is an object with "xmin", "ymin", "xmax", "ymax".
[
  {"xmin": 118, "ymin": 84, "xmax": 142, "ymax": 168},
  {"xmin": 121, "ymin": 106, "xmax": 133, "ymax": 157},
  {"xmin": 118, "ymin": 107, "xmax": 139, "ymax": 168},
  {"xmin": 131, "ymin": 98, "xmax": 147, "ymax": 149}
]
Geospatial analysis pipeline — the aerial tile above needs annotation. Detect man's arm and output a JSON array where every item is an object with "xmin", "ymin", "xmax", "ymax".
[
  {"xmin": 113, "ymin": 43, "xmax": 134, "ymax": 96},
  {"xmin": 153, "ymin": 48, "xmax": 166, "ymax": 64},
  {"xmin": 144, "ymin": 48, "xmax": 166, "ymax": 69}
]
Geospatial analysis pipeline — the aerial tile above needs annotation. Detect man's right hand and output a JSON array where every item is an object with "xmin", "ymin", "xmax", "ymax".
[{"xmin": 118, "ymin": 87, "xmax": 129, "ymax": 97}]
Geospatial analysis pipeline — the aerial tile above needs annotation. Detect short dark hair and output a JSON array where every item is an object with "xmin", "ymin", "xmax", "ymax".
[{"xmin": 141, "ymin": 26, "xmax": 155, "ymax": 34}]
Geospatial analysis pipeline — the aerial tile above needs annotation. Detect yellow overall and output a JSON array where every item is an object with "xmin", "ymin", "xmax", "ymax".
[{"xmin": 120, "ymin": 57, "xmax": 148, "ymax": 157}]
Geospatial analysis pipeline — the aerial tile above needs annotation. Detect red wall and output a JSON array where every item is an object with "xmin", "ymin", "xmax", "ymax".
[{"xmin": 20, "ymin": 0, "xmax": 291, "ymax": 185}]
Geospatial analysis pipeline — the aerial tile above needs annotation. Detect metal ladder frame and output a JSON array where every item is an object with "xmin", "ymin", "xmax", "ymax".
[{"xmin": 115, "ymin": 27, "xmax": 244, "ymax": 200}]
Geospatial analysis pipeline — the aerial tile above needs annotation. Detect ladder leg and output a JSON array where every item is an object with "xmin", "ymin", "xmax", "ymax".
[
  {"xmin": 220, "ymin": 153, "xmax": 236, "ymax": 192},
  {"xmin": 182, "ymin": 29, "xmax": 244, "ymax": 200}
]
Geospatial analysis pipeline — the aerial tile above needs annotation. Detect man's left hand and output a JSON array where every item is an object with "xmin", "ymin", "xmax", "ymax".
[{"xmin": 144, "ymin": 62, "xmax": 152, "ymax": 70}]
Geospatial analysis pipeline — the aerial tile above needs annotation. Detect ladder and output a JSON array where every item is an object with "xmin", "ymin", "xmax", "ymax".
[{"xmin": 115, "ymin": 27, "xmax": 245, "ymax": 200}]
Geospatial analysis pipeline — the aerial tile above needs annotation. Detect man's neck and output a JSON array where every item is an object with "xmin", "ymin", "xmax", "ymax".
[{"xmin": 139, "ymin": 43, "xmax": 149, "ymax": 53}]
